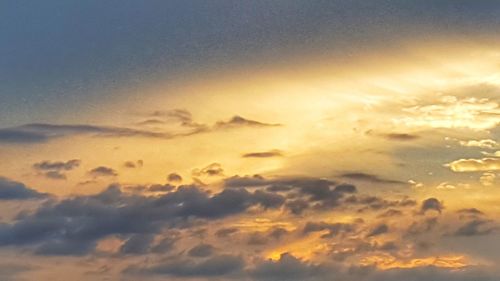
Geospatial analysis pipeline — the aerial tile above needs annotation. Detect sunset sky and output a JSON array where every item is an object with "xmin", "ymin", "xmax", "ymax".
[{"xmin": 1, "ymin": 1, "xmax": 500, "ymax": 280}]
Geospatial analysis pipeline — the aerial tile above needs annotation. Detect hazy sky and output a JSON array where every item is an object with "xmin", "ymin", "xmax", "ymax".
[{"xmin": 1, "ymin": 1, "xmax": 500, "ymax": 281}]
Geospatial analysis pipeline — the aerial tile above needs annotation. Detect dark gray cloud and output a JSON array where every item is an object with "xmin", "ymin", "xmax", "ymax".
[
  {"xmin": 0, "ymin": 263, "xmax": 33, "ymax": 281},
  {"xmin": 458, "ymin": 208, "xmax": 484, "ymax": 216},
  {"xmin": 250, "ymin": 253, "xmax": 329, "ymax": 281},
  {"xmin": 377, "ymin": 209, "xmax": 403, "ymax": 218},
  {"xmin": 192, "ymin": 163, "xmax": 224, "ymax": 177},
  {"xmin": 0, "ymin": 123, "xmax": 172, "ymax": 144},
  {"xmin": 421, "ymin": 198, "xmax": 443, "ymax": 214},
  {"xmin": 223, "ymin": 175, "xmax": 352, "ymax": 207},
  {"xmin": 454, "ymin": 219, "xmax": 497, "ymax": 237},
  {"xmin": 214, "ymin": 116, "xmax": 281, "ymax": 129},
  {"xmin": 33, "ymin": 159, "xmax": 81, "ymax": 180},
  {"xmin": 215, "ymin": 227, "xmax": 239, "ymax": 238},
  {"xmin": 167, "ymin": 173, "xmax": 183, "ymax": 183},
  {"xmin": 303, "ymin": 221, "xmax": 357, "ymax": 238},
  {"xmin": 147, "ymin": 184, "xmax": 175, "ymax": 193},
  {"xmin": 0, "ymin": 177, "xmax": 48, "ymax": 200},
  {"xmin": 123, "ymin": 160, "xmax": 143, "ymax": 169},
  {"xmin": 340, "ymin": 172, "xmax": 405, "ymax": 185},
  {"xmin": 0, "ymin": 129, "xmax": 49, "ymax": 143},
  {"xmin": 188, "ymin": 243, "xmax": 214, "ymax": 257},
  {"xmin": 0, "ymin": 114, "xmax": 280, "ymax": 145},
  {"xmin": 382, "ymin": 133, "xmax": 420, "ymax": 141},
  {"xmin": 33, "ymin": 159, "xmax": 81, "ymax": 171},
  {"xmin": 406, "ymin": 218, "xmax": 438, "ymax": 237},
  {"xmin": 120, "ymin": 234, "xmax": 154, "ymax": 255},
  {"xmin": 0, "ymin": 184, "xmax": 285, "ymax": 255},
  {"xmin": 88, "ymin": 166, "xmax": 118, "ymax": 177},
  {"xmin": 151, "ymin": 234, "xmax": 178, "ymax": 254},
  {"xmin": 42, "ymin": 171, "xmax": 67, "ymax": 180},
  {"xmin": 367, "ymin": 224, "xmax": 389, "ymax": 237},
  {"xmin": 242, "ymin": 150, "xmax": 283, "ymax": 158},
  {"xmin": 285, "ymin": 199, "xmax": 310, "ymax": 215},
  {"xmin": 345, "ymin": 195, "xmax": 416, "ymax": 212},
  {"xmin": 125, "ymin": 254, "xmax": 244, "ymax": 277}
]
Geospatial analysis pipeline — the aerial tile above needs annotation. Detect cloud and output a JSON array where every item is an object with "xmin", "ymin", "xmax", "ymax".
[
  {"xmin": 88, "ymin": 166, "xmax": 118, "ymax": 177},
  {"xmin": 33, "ymin": 159, "xmax": 81, "ymax": 171},
  {"xmin": 188, "ymin": 243, "xmax": 214, "ymax": 257},
  {"xmin": 250, "ymin": 253, "xmax": 329, "ymax": 281},
  {"xmin": 377, "ymin": 209, "xmax": 403, "ymax": 218},
  {"xmin": 366, "ymin": 130, "xmax": 420, "ymax": 141},
  {"xmin": 215, "ymin": 227, "xmax": 239, "ymax": 237},
  {"xmin": 0, "ymin": 264, "xmax": 33, "ymax": 281},
  {"xmin": 396, "ymin": 95, "xmax": 500, "ymax": 130},
  {"xmin": 0, "ymin": 129, "xmax": 49, "ymax": 143},
  {"xmin": 120, "ymin": 234, "xmax": 154, "ymax": 255},
  {"xmin": 0, "ymin": 114, "xmax": 281, "ymax": 145},
  {"xmin": 446, "ymin": 158, "xmax": 500, "ymax": 172},
  {"xmin": 421, "ymin": 198, "xmax": 443, "ymax": 214},
  {"xmin": 0, "ymin": 184, "xmax": 285, "ymax": 255},
  {"xmin": 167, "ymin": 173, "xmax": 183, "ymax": 183},
  {"xmin": 382, "ymin": 133, "xmax": 420, "ymax": 141},
  {"xmin": 303, "ymin": 221, "xmax": 356, "ymax": 238},
  {"xmin": 480, "ymin": 172, "xmax": 497, "ymax": 186},
  {"xmin": 123, "ymin": 160, "xmax": 143, "ymax": 168},
  {"xmin": 0, "ymin": 177, "xmax": 48, "ymax": 200},
  {"xmin": 192, "ymin": 163, "xmax": 224, "ymax": 177},
  {"xmin": 460, "ymin": 139, "xmax": 499, "ymax": 149},
  {"xmin": 0, "ymin": 123, "xmax": 173, "ymax": 144},
  {"xmin": 367, "ymin": 224, "xmax": 389, "ymax": 237},
  {"xmin": 340, "ymin": 172, "xmax": 405, "ymax": 185},
  {"xmin": 33, "ymin": 159, "xmax": 81, "ymax": 180},
  {"xmin": 454, "ymin": 219, "xmax": 497, "ymax": 236},
  {"xmin": 125, "ymin": 255, "xmax": 244, "ymax": 277},
  {"xmin": 242, "ymin": 150, "xmax": 283, "ymax": 158},
  {"xmin": 214, "ymin": 116, "xmax": 281, "ymax": 129},
  {"xmin": 457, "ymin": 208, "xmax": 484, "ymax": 216},
  {"xmin": 223, "ymin": 175, "xmax": 349, "ymax": 202}
]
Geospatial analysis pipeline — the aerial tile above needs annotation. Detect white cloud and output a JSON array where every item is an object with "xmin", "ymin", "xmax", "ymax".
[
  {"xmin": 395, "ymin": 96, "xmax": 500, "ymax": 130},
  {"xmin": 446, "ymin": 158, "xmax": 500, "ymax": 172},
  {"xmin": 460, "ymin": 139, "xmax": 499, "ymax": 149}
]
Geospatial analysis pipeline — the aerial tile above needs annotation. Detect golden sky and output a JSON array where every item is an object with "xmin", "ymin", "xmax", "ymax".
[{"xmin": 0, "ymin": 2, "xmax": 500, "ymax": 281}]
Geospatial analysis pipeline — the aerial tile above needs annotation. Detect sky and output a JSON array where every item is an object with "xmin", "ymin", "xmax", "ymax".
[{"xmin": 0, "ymin": 1, "xmax": 500, "ymax": 280}]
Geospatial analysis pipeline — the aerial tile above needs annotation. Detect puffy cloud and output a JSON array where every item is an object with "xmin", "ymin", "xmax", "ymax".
[
  {"xmin": 446, "ymin": 158, "xmax": 500, "ymax": 172},
  {"xmin": 480, "ymin": 172, "xmax": 497, "ymax": 186},
  {"xmin": 167, "ymin": 173, "xmax": 183, "ymax": 183},
  {"xmin": 396, "ymin": 96, "xmax": 500, "ymax": 130},
  {"xmin": 0, "ymin": 177, "xmax": 48, "ymax": 200},
  {"xmin": 421, "ymin": 198, "xmax": 443, "ymax": 214},
  {"xmin": 454, "ymin": 219, "xmax": 497, "ymax": 236},
  {"xmin": 192, "ymin": 163, "xmax": 224, "ymax": 177},
  {"xmin": 367, "ymin": 224, "xmax": 389, "ymax": 237},
  {"xmin": 125, "ymin": 254, "xmax": 244, "ymax": 277},
  {"xmin": 123, "ymin": 160, "xmax": 143, "ymax": 168},
  {"xmin": 88, "ymin": 166, "xmax": 118, "ymax": 177},
  {"xmin": 33, "ymin": 159, "xmax": 81, "ymax": 180},
  {"xmin": 33, "ymin": 159, "xmax": 81, "ymax": 171},
  {"xmin": 0, "ymin": 184, "xmax": 285, "ymax": 255},
  {"xmin": 460, "ymin": 139, "xmax": 499, "ymax": 149},
  {"xmin": 250, "ymin": 253, "xmax": 329, "ymax": 281}
]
